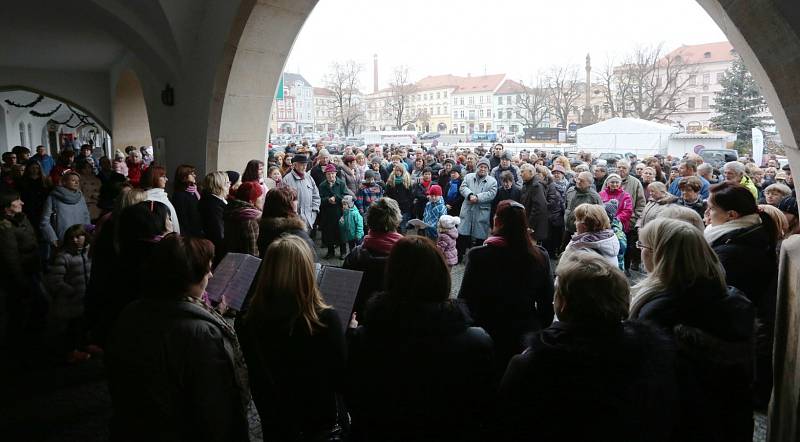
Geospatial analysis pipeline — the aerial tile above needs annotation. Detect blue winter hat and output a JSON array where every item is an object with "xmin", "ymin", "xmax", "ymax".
[
  {"xmin": 604, "ymin": 199, "xmax": 619, "ymax": 219},
  {"xmin": 342, "ymin": 194, "xmax": 355, "ymax": 208}
]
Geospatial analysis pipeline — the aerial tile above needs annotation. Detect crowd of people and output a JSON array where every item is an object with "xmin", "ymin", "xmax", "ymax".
[{"xmin": 1, "ymin": 139, "xmax": 798, "ymax": 441}]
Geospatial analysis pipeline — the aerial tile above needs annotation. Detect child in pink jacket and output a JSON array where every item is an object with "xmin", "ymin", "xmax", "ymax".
[{"xmin": 436, "ymin": 215, "xmax": 460, "ymax": 267}]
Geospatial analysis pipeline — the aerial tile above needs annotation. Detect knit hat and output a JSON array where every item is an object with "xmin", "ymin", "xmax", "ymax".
[
  {"xmin": 603, "ymin": 173, "xmax": 622, "ymax": 187},
  {"xmin": 501, "ymin": 150, "xmax": 514, "ymax": 161},
  {"xmin": 477, "ymin": 158, "xmax": 491, "ymax": 169},
  {"xmin": 235, "ymin": 181, "xmax": 263, "ymax": 203},
  {"xmin": 438, "ymin": 215, "xmax": 461, "ymax": 229},
  {"xmin": 778, "ymin": 196, "xmax": 798, "ymax": 216},
  {"xmin": 604, "ymin": 199, "xmax": 619, "ymax": 219},
  {"xmin": 226, "ymin": 170, "xmax": 240, "ymax": 186},
  {"xmin": 342, "ymin": 194, "xmax": 355, "ymax": 208},
  {"xmin": 427, "ymin": 184, "xmax": 443, "ymax": 196},
  {"xmin": 365, "ymin": 169, "xmax": 380, "ymax": 181},
  {"xmin": 324, "ymin": 163, "xmax": 337, "ymax": 173},
  {"xmin": 343, "ymin": 154, "xmax": 356, "ymax": 164},
  {"xmin": 450, "ymin": 165, "xmax": 462, "ymax": 176},
  {"xmin": 444, "ymin": 158, "xmax": 456, "ymax": 166}
]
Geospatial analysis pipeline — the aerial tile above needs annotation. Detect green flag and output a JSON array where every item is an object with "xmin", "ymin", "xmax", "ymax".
[{"xmin": 276, "ymin": 74, "xmax": 284, "ymax": 100}]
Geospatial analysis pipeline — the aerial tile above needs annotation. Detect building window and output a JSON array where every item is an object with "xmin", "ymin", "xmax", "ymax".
[
  {"xmin": 507, "ymin": 110, "xmax": 512, "ymax": 119},
  {"xmin": 702, "ymin": 73, "xmax": 710, "ymax": 84},
  {"xmin": 436, "ymin": 92, "xmax": 440, "ymax": 99},
  {"xmin": 454, "ymin": 111, "xmax": 458, "ymax": 119},
  {"xmin": 701, "ymin": 96, "xmax": 709, "ymax": 109},
  {"xmin": 468, "ymin": 110, "xmax": 475, "ymax": 120},
  {"xmin": 506, "ymin": 96, "xmax": 511, "ymax": 105},
  {"xmin": 460, "ymin": 97, "xmax": 464, "ymax": 105},
  {"xmin": 443, "ymin": 91, "xmax": 447, "ymax": 98},
  {"xmin": 716, "ymin": 72, "xmax": 724, "ymax": 83},
  {"xmin": 479, "ymin": 109, "xmax": 484, "ymax": 118},
  {"xmin": 688, "ymin": 97, "xmax": 696, "ymax": 110},
  {"xmin": 444, "ymin": 105, "xmax": 447, "ymax": 113},
  {"xmin": 498, "ymin": 96, "xmax": 503, "ymax": 105},
  {"xmin": 689, "ymin": 75, "xmax": 697, "ymax": 86},
  {"xmin": 704, "ymin": 51, "xmax": 711, "ymax": 59},
  {"xmin": 460, "ymin": 110, "xmax": 465, "ymax": 118},
  {"xmin": 468, "ymin": 97, "xmax": 474, "ymax": 105},
  {"xmin": 437, "ymin": 107, "xmax": 440, "ymax": 115},
  {"xmin": 487, "ymin": 110, "xmax": 491, "ymax": 118}
]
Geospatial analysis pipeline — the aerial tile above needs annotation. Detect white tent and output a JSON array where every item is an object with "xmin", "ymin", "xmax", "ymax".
[{"xmin": 576, "ymin": 117, "xmax": 679, "ymax": 156}]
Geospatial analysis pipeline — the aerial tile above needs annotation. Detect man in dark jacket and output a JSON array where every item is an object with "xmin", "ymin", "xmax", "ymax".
[
  {"xmin": 564, "ymin": 171, "xmax": 603, "ymax": 234},
  {"xmin": 519, "ymin": 163, "xmax": 549, "ymax": 242}
]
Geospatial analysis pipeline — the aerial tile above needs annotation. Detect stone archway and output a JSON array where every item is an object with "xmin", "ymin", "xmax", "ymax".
[{"xmin": 112, "ymin": 69, "xmax": 152, "ymax": 152}]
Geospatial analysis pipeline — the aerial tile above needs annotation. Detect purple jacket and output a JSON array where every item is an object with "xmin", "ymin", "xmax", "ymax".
[{"xmin": 436, "ymin": 227, "xmax": 459, "ymax": 266}]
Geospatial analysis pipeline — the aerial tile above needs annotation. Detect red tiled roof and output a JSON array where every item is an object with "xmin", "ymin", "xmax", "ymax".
[
  {"xmin": 453, "ymin": 73, "xmax": 506, "ymax": 93},
  {"xmin": 495, "ymin": 79, "xmax": 526, "ymax": 94},
  {"xmin": 313, "ymin": 87, "xmax": 334, "ymax": 96},
  {"xmin": 664, "ymin": 41, "xmax": 735, "ymax": 64},
  {"xmin": 415, "ymin": 74, "xmax": 460, "ymax": 91}
]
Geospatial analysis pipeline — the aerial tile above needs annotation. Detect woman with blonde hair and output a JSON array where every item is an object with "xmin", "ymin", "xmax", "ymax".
[
  {"xmin": 199, "ymin": 171, "xmax": 230, "ymax": 263},
  {"xmin": 553, "ymin": 156, "xmax": 574, "ymax": 180},
  {"xmin": 631, "ymin": 218, "xmax": 755, "ymax": 441},
  {"xmin": 384, "ymin": 163, "xmax": 414, "ymax": 231},
  {"xmin": 563, "ymin": 203, "xmax": 620, "ymax": 267},
  {"xmin": 238, "ymin": 234, "xmax": 346, "ymax": 441}
]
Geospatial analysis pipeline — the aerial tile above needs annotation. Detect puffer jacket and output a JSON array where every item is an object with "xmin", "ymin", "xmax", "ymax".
[
  {"xmin": 564, "ymin": 229, "xmax": 621, "ymax": 268},
  {"xmin": 339, "ymin": 205, "xmax": 364, "ymax": 242},
  {"xmin": 40, "ymin": 186, "xmax": 91, "ymax": 243},
  {"xmin": 46, "ymin": 247, "xmax": 91, "ymax": 319},
  {"xmin": 436, "ymin": 227, "xmax": 458, "ymax": 265}
]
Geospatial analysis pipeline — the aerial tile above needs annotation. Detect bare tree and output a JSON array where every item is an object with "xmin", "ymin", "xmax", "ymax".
[
  {"xmin": 605, "ymin": 44, "xmax": 698, "ymax": 121},
  {"xmin": 546, "ymin": 66, "xmax": 582, "ymax": 127},
  {"xmin": 386, "ymin": 66, "xmax": 418, "ymax": 130},
  {"xmin": 598, "ymin": 56, "xmax": 632, "ymax": 118},
  {"xmin": 323, "ymin": 60, "xmax": 364, "ymax": 136},
  {"xmin": 514, "ymin": 78, "xmax": 550, "ymax": 129}
]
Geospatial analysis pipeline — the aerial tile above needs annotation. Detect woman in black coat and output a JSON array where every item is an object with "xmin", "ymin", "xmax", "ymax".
[
  {"xmin": 346, "ymin": 236, "xmax": 494, "ymax": 442},
  {"xmin": 256, "ymin": 186, "xmax": 315, "ymax": 259},
  {"xmin": 107, "ymin": 235, "xmax": 252, "ymax": 442},
  {"xmin": 633, "ymin": 218, "xmax": 756, "ymax": 441},
  {"xmin": 704, "ymin": 182, "xmax": 779, "ymax": 410},
  {"xmin": 198, "ymin": 171, "xmax": 230, "ymax": 264},
  {"xmin": 238, "ymin": 234, "xmax": 346, "ymax": 441},
  {"xmin": 519, "ymin": 164, "xmax": 550, "ymax": 242},
  {"xmin": 536, "ymin": 165, "xmax": 565, "ymax": 257},
  {"xmin": 317, "ymin": 165, "xmax": 348, "ymax": 258},
  {"xmin": 383, "ymin": 164, "xmax": 414, "ymax": 232},
  {"xmin": 171, "ymin": 165, "xmax": 204, "ymax": 237},
  {"xmin": 499, "ymin": 250, "xmax": 676, "ymax": 442},
  {"xmin": 458, "ymin": 199, "xmax": 554, "ymax": 375}
]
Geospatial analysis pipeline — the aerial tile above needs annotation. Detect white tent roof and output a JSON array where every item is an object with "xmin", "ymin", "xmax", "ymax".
[{"xmin": 577, "ymin": 117, "xmax": 679, "ymax": 135}]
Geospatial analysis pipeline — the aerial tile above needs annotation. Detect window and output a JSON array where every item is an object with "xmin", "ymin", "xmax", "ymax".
[
  {"xmin": 506, "ymin": 96, "xmax": 511, "ymax": 105},
  {"xmin": 498, "ymin": 96, "xmax": 503, "ymax": 105},
  {"xmin": 480, "ymin": 109, "xmax": 484, "ymax": 118},
  {"xmin": 716, "ymin": 72, "xmax": 724, "ymax": 83},
  {"xmin": 468, "ymin": 110, "xmax": 475, "ymax": 120},
  {"xmin": 689, "ymin": 75, "xmax": 697, "ymax": 86},
  {"xmin": 460, "ymin": 97, "xmax": 464, "ymax": 105},
  {"xmin": 437, "ymin": 107, "xmax": 440, "ymax": 115},
  {"xmin": 468, "ymin": 97, "xmax": 474, "ymax": 105},
  {"xmin": 704, "ymin": 51, "xmax": 711, "ymax": 59},
  {"xmin": 460, "ymin": 110, "xmax": 465, "ymax": 118},
  {"xmin": 436, "ymin": 92, "xmax": 440, "ymax": 99},
  {"xmin": 688, "ymin": 97, "xmax": 696, "ymax": 109},
  {"xmin": 703, "ymin": 73, "xmax": 710, "ymax": 84},
  {"xmin": 479, "ymin": 96, "xmax": 484, "ymax": 104},
  {"xmin": 443, "ymin": 91, "xmax": 447, "ymax": 98},
  {"xmin": 454, "ymin": 111, "xmax": 458, "ymax": 119},
  {"xmin": 487, "ymin": 110, "xmax": 491, "ymax": 118},
  {"xmin": 507, "ymin": 110, "xmax": 512, "ymax": 120},
  {"xmin": 702, "ymin": 96, "xmax": 709, "ymax": 109},
  {"xmin": 444, "ymin": 105, "xmax": 447, "ymax": 113}
]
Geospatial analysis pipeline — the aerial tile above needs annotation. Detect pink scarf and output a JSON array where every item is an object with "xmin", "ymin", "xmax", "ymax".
[
  {"xmin": 186, "ymin": 184, "xmax": 201, "ymax": 200},
  {"xmin": 483, "ymin": 235, "xmax": 508, "ymax": 247},
  {"xmin": 362, "ymin": 231, "xmax": 404, "ymax": 255}
]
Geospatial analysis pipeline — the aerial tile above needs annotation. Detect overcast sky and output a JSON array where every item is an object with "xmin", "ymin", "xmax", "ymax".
[{"xmin": 285, "ymin": 0, "xmax": 727, "ymax": 90}]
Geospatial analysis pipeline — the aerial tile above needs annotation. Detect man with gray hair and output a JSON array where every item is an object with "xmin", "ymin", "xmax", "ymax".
[
  {"xmin": 723, "ymin": 161, "xmax": 758, "ymax": 199},
  {"xmin": 564, "ymin": 171, "xmax": 603, "ymax": 236},
  {"xmin": 616, "ymin": 159, "xmax": 646, "ymax": 274},
  {"xmin": 697, "ymin": 163, "xmax": 717, "ymax": 184}
]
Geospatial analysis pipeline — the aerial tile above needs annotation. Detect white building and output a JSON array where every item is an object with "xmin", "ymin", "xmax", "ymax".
[
  {"xmin": 661, "ymin": 42, "xmax": 736, "ymax": 132},
  {"xmin": 409, "ymin": 75, "xmax": 457, "ymax": 133},
  {"xmin": 313, "ymin": 87, "xmax": 337, "ymax": 133},
  {"xmin": 363, "ymin": 88, "xmax": 397, "ymax": 131},
  {"xmin": 451, "ymin": 74, "xmax": 505, "ymax": 135},
  {"xmin": 271, "ymin": 73, "xmax": 314, "ymax": 134}
]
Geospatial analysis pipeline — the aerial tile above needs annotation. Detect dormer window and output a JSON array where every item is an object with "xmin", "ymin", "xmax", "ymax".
[{"xmin": 704, "ymin": 51, "xmax": 711, "ymax": 58}]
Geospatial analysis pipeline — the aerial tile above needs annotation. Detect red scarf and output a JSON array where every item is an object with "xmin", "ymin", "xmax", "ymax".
[
  {"xmin": 363, "ymin": 231, "xmax": 404, "ymax": 255},
  {"xmin": 483, "ymin": 235, "xmax": 508, "ymax": 247},
  {"xmin": 421, "ymin": 178, "xmax": 432, "ymax": 190}
]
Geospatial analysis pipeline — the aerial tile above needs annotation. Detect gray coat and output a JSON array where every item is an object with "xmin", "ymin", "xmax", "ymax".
[
  {"xmin": 564, "ymin": 186, "xmax": 603, "ymax": 233},
  {"xmin": 40, "ymin": 186, "xmax": 91, "ymax": 243},
  {"xmin": 46, "ymin": 247, "xmax": 91, "ymax": 319},
  {"xmin": 283, "ymin": 169, "xmax": 321, "ymax": 229},
  {"xmin": 622, "ymin": 175, "xmax": 646, "ymax": 225},
  {"xmin": 458, "ymin": 172, "xmax": 498, "ymax": 240}
]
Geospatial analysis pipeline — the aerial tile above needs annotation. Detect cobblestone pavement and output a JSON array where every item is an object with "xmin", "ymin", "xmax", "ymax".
[{"xmin": 0, "ymin": 238, "xmax": 768, "ymax": 442}]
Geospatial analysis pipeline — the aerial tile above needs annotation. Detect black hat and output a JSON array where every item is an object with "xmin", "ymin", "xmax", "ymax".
[
  {"xmin": 782, "ymin": 163, "xmax": 792, "ymax": 171},
  {"xmin": 778, "ymin": 196, "xmax": 798, "ymax": 215},
  {"xmin": 226, "ymin": 170, "xmax": 240, "ymax": 185},
  {"xmin": 291, "ymin": 154, "xmax": 309, "ymax": 163}
]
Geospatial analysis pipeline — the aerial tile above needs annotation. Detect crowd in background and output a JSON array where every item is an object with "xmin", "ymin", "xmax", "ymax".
[{"xmin": 0, "ymin": 138, "xmax": 797, "ymax": 441}]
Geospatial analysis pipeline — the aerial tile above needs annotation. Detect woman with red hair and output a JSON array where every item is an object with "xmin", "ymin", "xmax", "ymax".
[{"xmin": 141, "ymin": 165, "xmax": 180, "ymax": 234}]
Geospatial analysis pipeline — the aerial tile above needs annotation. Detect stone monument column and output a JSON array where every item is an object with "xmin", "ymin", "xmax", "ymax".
[{"xmin": 581, "ymin": 53, "xmax": 595, "ymax": 124}]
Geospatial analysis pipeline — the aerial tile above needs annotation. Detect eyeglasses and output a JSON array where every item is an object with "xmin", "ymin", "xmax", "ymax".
[{"xmin": 635, "ymin": 241, "xmax": 652, "ymax": 250}]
